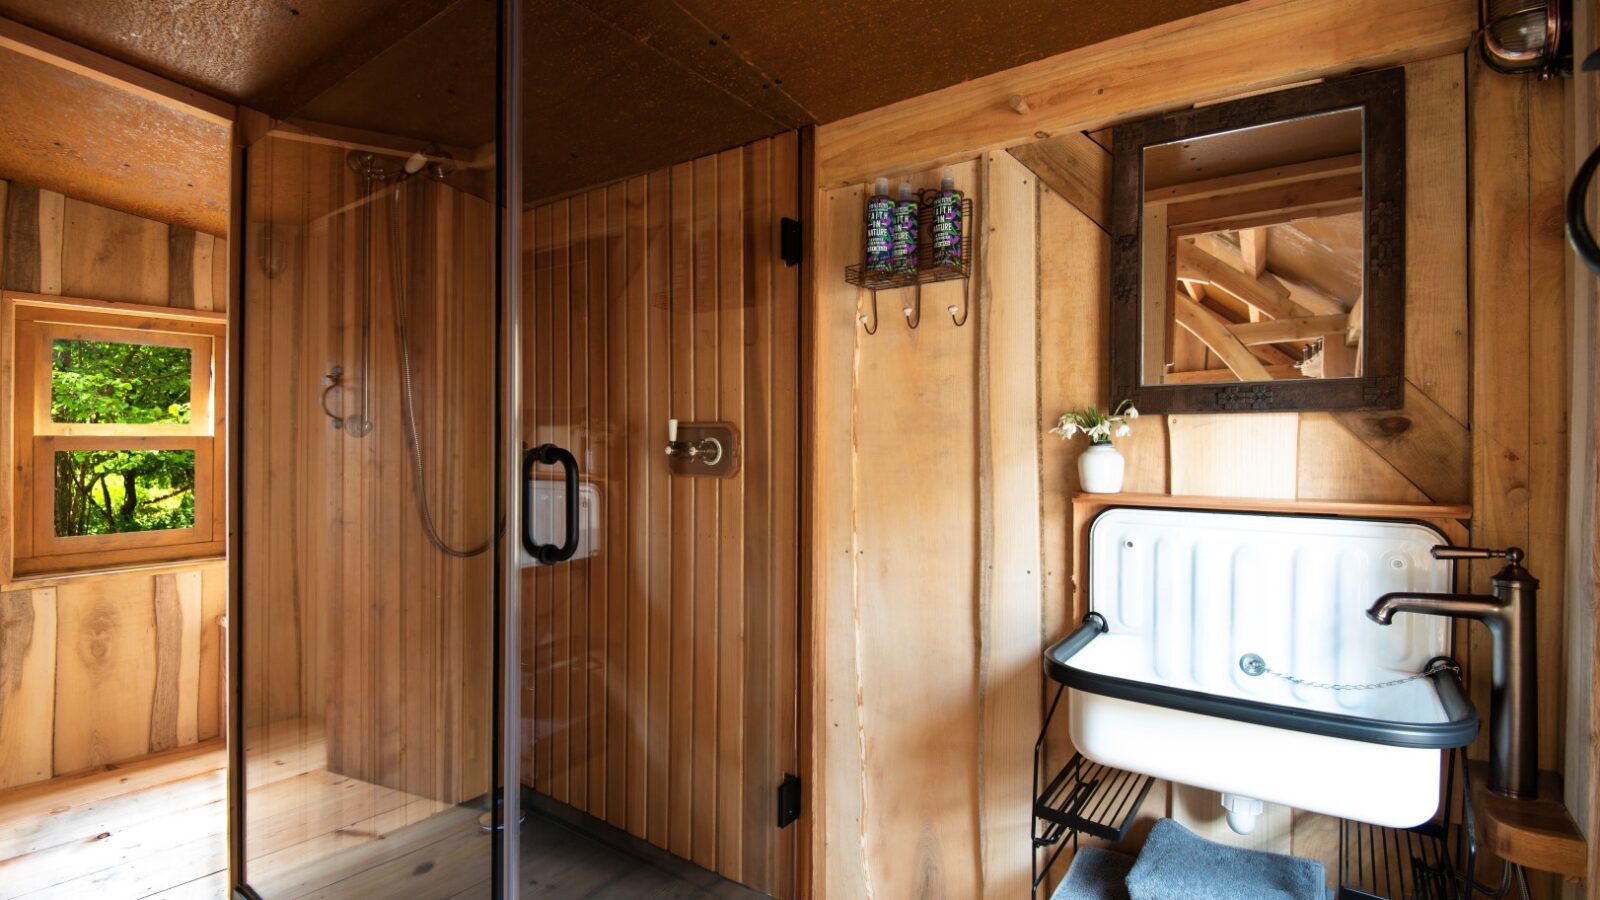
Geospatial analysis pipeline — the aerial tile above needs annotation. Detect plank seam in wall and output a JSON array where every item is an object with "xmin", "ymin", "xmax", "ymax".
[{"xmin": 974, "ymin": 150, "xmax": 995, "ymax": 883}]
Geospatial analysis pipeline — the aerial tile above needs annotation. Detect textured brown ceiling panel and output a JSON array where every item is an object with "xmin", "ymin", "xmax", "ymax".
[
  {"xmin": 0, "ymin": 46, "xmax": 229, "ymax": 234},
  {"xmin": 0, "ymin": 0, "xmax": 1256, "ymax": 201},
  {"xmin": 518, "ymin": 0, "xmax": 791, "ymax": 199},
  {"xmin": 0, "ymin": 0, "xmax": 459, "ymax": 115},
  {"xmin": 674, "ymin": 0, "xmax": 1252, "ymax": 123},
  {"xmin": 294, "ymin": 0, "xmax": 794, "ymax": 199},
  {"xmin": 292, "ymin": 0, "xmax": 498, "ymax": 149}
]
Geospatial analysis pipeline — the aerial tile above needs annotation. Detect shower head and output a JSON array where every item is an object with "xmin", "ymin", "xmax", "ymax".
[{"xmin": 345, "ymin": 148, "xmax": 454, "ymax": 183}]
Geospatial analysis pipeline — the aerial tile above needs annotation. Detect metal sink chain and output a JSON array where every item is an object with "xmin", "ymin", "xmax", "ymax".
[{"xmin": 1238, "ymin": 653, "xmax": 1460, "ymax": 691}]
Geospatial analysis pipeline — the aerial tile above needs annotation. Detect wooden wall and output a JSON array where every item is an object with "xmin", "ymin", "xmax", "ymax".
[
  {"xmin": 239, "ymin": 135, "xmax": 496, "ymax": 806},
  {"xmin": 521, "ymin": 131, "xmax": 800, "ymax": 895},
  {"xmin": 810, "ymin": 24, "xmax": 1573, "ymax": 900},
  {"xmin": 0, "ymin": 178, "xmax": 229, "ymax": 790}
]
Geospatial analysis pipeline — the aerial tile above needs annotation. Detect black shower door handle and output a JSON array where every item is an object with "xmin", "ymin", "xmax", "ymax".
[{"xmin": 523, "ymin": 443, "xmax": 580, "ymax": 564}]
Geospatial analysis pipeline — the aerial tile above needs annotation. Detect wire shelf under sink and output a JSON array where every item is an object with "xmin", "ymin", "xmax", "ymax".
[
  {"xmin": 1337, "ymin": 748, "xmax": 1477, "ymax": 900},
  {"xmin": 1035, "ymin": 752, "xmax": 1154, "ymax": 847},
  {"xmin": 1032, "ymin": 684, "xmax": 1156, "ymax": 895}
]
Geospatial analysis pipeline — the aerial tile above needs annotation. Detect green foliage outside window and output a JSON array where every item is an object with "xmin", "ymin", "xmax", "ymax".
[{"xmin": 49, "ymin": 339, "xmax": 197, "ymax": 537}]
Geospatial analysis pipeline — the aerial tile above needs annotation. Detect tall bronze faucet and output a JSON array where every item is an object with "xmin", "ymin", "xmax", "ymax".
[{"xmin": 1365, "ymin": 546, "xmax": 1539, "ymax": 799}]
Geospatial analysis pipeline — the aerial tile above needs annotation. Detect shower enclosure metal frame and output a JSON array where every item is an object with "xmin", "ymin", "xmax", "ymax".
[
  {"xmin": 224, "ymin": 0, "xmax": 524, "ymax": 895},
  {"xmin": 495, "ymin": 0, "xmax": 524, "ymax": 895}
]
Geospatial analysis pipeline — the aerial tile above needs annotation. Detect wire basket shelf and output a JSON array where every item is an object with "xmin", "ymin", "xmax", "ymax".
[{"xmin": 844, "ymin": 195, "xmax": 972, "ymax": 291}]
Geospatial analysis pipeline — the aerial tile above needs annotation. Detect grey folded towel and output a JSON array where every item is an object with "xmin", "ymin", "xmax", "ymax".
[
  {"xmin": 1051, "ymin": 846, "xmax": 1134, "ymax": 900},
  {"xmin": 1125, "ymin": 818, "xmax": 1325, "ymax": 900}
]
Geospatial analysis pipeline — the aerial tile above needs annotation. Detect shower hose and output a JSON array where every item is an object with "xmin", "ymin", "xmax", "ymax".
[{"xmin": 385, "ymin": 180, "xmax": 504, "ymax": 558}]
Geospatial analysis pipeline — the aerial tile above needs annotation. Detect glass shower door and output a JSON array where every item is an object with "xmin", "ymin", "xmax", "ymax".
[
  {"xmin": 229, "ymin": 0, "xmax": 510, "ymax": 896},
  {"xmin": 512, "ymin": 42, "xmax": 803, "ymax": 895}
]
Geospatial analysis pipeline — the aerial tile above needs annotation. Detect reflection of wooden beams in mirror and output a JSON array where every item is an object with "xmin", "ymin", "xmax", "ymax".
[
  {"xmin": 1240, "ymin": 227, "xmax": 1268, "ymax": 277},
  {"xmin": 1173, "ymin": 295, "xmax": 1272, "ymax": 381},
  {"xmin": 1167, "ymin": 172, "xmax": 1364, "ymax": 235},
  {"xmin": 1193, "ymin": 233, "xmax": 1348, "ymax": 316},
  {"xmin": 1175, "ymin": 240, "xmax": 1308, "ymax": 320},
  {"xmin": 1264, "ymin": 223, "xmax": 1363, "ymax": 302},
  {"xmin": 1141, "ymin": 203, "xmax": 1170, "ymax": 383},
  {"xmin": 1145, "ymin": 153, "xmax": 1363, "ymax": 204},
  {"xmin": 1228, "ymin": 313, "xmax": 1349, "ymax": 346},
  {"xmin": 1164, "ymin": 365, "xmax": 1304, "ymax": 384},
  {"xmin": 1196, "ymin": 300, "xmax": 1298, "ymax": 366}
]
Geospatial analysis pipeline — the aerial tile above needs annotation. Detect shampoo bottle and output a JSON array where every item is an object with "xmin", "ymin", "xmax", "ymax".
[
  {"xmin": 865, "ymin": 177, "xmax": 894, "ymax": 273},
  {"xmin": 931, "ymin": 168, "xmax": 964, "ymax": 268},
  {"xmin": 890, "ymin": 179, "xmax": 919, "ymax": 273}
]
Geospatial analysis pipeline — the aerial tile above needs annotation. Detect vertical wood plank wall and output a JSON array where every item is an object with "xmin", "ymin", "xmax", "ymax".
[
  {"xmin": 812, "ymin": 51, "xmax": 1572, "ymax": 899},
  {"xmin": 240, "ymin": 136, "xmax": 495, "ymax": 806},
  {"xmin": 522, "ymin": 132, "xmax": 800, "ymax": 895},
  {"xmin": 0, "ymin": 178, "xmax": 229, "ymax": 791}
]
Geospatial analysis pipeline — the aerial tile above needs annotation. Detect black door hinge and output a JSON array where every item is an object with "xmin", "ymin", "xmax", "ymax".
[
  {"xmin": 780, "ymin": 218, "xmax": 802, "ymax": 267},
  {"xmin": 777, "ymin": 773, "xmax": 802, "ymax": 827}
]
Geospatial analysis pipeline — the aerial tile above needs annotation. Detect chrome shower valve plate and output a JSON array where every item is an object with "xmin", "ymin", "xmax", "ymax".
[{"xmin": 666, "ymin": 422, "xmax": 739, "ymax": 478}]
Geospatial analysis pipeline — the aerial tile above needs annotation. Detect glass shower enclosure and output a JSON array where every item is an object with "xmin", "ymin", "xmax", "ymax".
[
  {"xmin": 230, "ymin": 0, "xmax": 509, "ymax": 896},
  {"xmin": 229, "ymin": 2, "xmax": 799, "ymax": 897}
]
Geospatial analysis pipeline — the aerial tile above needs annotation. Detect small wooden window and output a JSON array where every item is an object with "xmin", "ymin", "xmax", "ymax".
[{"xmin": 2, "ymin": 291, "xmax": 226, "ymax": 582}]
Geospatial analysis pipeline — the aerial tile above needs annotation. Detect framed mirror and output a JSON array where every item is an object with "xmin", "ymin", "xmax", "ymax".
[{"xmin": 1109, "ymin": 68, "xmax": 1405, "ymax": 413}]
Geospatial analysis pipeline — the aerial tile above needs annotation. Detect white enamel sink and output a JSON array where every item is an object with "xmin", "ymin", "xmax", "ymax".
[{"xmin": 1046, "ymin": 507, "xmax": 1478, "ymax": 830}]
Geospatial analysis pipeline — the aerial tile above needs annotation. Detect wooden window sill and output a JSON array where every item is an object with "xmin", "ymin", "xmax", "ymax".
[{"xmin": 2, "ymin": 554, "xmax": 226, "ymax": 590}]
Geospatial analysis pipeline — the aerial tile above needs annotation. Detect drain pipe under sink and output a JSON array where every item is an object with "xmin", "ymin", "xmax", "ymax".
[{"xmin": 1221, "ymin": 793, "xmax": 1265, "ymax": 834}]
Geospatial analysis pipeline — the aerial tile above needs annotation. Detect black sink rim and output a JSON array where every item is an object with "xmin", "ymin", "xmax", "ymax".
[{"xmin": 1044, "ymin": 619, "xmax": 1480, "ymax": 750}]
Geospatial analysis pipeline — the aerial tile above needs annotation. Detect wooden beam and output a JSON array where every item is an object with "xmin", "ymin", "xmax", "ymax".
[
  {"xmin": 1228, "ymin": 313, "xmax": 1348, "ymax": 345},
  {"xmin": 0, "ymin": 16, "xmax": 234, "ymax": 126},
  {"xmin": 1176, "ymin": 240, "xmax": 1310, "ymax": 320},
  {"xmin": 1148, "ymin": 154, "xmax": 1363, "ymax": 204},
  {"xmin": 815, "ymin": 0, "xmax": 1475, "ymax": 187},
  {"xmin": 1166, "ymin": 172, "xmax": 1364, "ymax": 233},
  {"xmin": 1194, "ymin": 232, "xmax": 1349, "ymax": 315},
  {"xmin": 1195, "ymin": 299, "xmax": 1298, "ymax": 365},
  {"xmin": 1006, "ymin": 132, "xmax": 1111, "ymax": 229},
  {"xmin": 1163, "ymin": 364, "xmax": 1304, "ymax": 383},
  {"xmin": 1332, "ymin": 378, "xmax": 1471, "ymax": 504},
  {"xmin": 1264, "ymin": 222, "xmax": 1363, "ymax": 302},
  {"xmin": 1175, "ymin": 294, "xmax": 1274, "ymax": 380},
  {"xmin": 1241, "ymin": 227, "xmax": 1268, "ymax": 277}
]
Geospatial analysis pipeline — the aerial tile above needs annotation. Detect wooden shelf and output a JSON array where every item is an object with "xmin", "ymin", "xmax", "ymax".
[
  {"xmin": 1069, "ymin": 492, "xmax": 1472, "ymax": 521},
  {"xmin": 1468, "ymin": 760, "xmax": 1588, "ymax": 878}
]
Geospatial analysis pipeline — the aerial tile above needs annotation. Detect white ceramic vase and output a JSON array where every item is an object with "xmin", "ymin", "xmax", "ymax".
[{"xmin": 1078, "ymin": 442, "xmax": 1125, "ymax": 493}]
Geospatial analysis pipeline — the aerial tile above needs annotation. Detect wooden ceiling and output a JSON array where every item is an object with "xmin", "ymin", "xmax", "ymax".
[
  {"xmin": 0, "ymin": 42, "xmax": 231, "ymax": 234},
  {"xmin": 0, "ymin": 0, "xmax": 1250, "ymax": 210}
]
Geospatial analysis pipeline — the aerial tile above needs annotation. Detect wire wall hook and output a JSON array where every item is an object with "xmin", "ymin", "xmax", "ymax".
[
  {"xmin": 902, "ymin": 284, "xmax": 922, "ymax": 329},
  {"xmin": 319, "ymin": 365, "xmax": 346, "ymax": 429},
  {"xmin": 947, "ymin": 277, "xmax": 971, "ymax": 327},
  {"xmin": 857, "ymin": 290, "xmax": 880, "ymax": 335}
]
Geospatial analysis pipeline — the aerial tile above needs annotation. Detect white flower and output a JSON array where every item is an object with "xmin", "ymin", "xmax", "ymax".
[
  {"xmin": 1126, "ymin": 407, "xmax": 1140, "ymax": 420},
  {"xmin": 1052, "ymin": 421, "xmax": 1078, "ymax": 439},
  {"xmin": 1089, "ymin": 422, "xmax": 1111, "ymax": 441},
  {"xmin": 1116, "ymin": 423, "xmax": 1131, "ymax": 437}
]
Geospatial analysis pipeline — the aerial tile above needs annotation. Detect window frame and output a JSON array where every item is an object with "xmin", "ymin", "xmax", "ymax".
[{"xmin": 2, "ymin": 291, "xmax": 227, "ymax": 583}]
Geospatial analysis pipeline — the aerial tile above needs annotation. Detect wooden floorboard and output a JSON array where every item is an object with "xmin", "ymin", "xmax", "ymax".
[{"xmin": 0, "ymin": 723, "xmax": 772, "ymax": 899}]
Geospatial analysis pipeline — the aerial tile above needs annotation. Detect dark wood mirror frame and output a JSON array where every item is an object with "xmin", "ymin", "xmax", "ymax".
[{"xmin": 1109, "ymin": 68, "xmax": 1406, "ymax": 414}]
